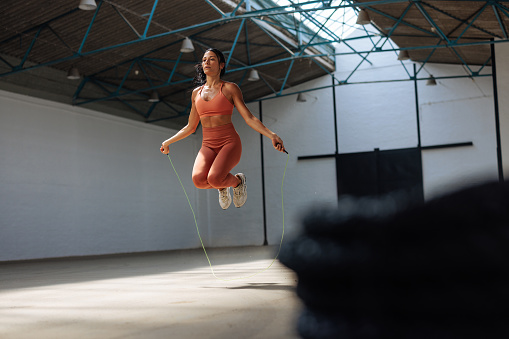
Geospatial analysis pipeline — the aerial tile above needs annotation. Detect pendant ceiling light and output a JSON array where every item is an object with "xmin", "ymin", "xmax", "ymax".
[
  {"xmin": 247, "ymin": 69, "xmax": 260, "ymax": 81},
  {"xmin": 67, "ymin": 66, "xmax": 80, "ymax": 80},
  {"xmin": 180, "ymin": 38, "xmax": 195, "ymax": 53},
  {"xmin": 426, "ymin": 75, "xmax": 437, "ymax": 86},
  {"xmin": 148, "ymin": 91, "xmax": 160, "ymax": 102},
  {"xmin": 79, "ymin": 0, "xmax": 97, "ymax": 10},
  {"xmin": 397, "ymin": 50, "xmax": 410, "ymax": 60},
  {"xmin": 296, "ymin": 93, "xmax": 307, "ymax": 102},
  {"xmin": 356, "ymin": 9, "xmax": 371, "ymax": 25}
]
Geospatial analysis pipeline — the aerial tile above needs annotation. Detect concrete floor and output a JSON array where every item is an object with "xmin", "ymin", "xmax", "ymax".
[{"xmin": 0, "ymin": 246, "xmax": 301, "ymax": 339}]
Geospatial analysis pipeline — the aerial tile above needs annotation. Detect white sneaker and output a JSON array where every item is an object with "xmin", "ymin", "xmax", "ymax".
[
  {"xmin": 218, "ymin": 187, "xmax": 232, "ymax": 210},
  {"xmin": 232, "ymin": 173, "xmax": 247, "ymax": 208}
]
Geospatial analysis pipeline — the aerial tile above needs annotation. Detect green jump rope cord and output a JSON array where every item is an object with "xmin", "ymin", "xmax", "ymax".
[{"xmin": 167, "ymin": 152, "xmax": 289, "ymax": 281}]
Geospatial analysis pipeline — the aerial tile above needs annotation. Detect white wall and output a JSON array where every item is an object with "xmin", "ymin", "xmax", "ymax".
[
  {"xmin": 0, "ymin": 90, "xmax": 201, "ymax": 261},
  {"xmin": 329, "ymin": 38, "xmax": 500, "ymax": 199},
  {"xmin": 107, "ymin": 39, "xmax": 507, "ymax": 249},
  {"xmin": 1, "ymin": 39, "xmax": 506, "ymax": 261},
  {"xmin": 418, "ymin": 64, "xmax": 498, "ymax": 198},
  {"xmin": 0, "ymin": 85, "xmax": 337, "ymax": 260},
  {"xmin": 261, "ymin": 81, "xmax": 338, "ymax": 244}
]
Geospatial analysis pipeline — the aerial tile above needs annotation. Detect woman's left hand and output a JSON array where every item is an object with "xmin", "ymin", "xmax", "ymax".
[{"xmin": 272, "ymin": 135, "xmax": 286, "ymax": 153}]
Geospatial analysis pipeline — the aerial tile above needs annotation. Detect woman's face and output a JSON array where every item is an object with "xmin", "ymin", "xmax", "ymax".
[{"xmin": 202, "ymin": 51, "xmax": 223, "ymax": 77}]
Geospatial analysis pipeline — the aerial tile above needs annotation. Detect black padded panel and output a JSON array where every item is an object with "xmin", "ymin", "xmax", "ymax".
[{"xmin": 337, "ymin": 148, "xmax": 423, "ymax": 201}]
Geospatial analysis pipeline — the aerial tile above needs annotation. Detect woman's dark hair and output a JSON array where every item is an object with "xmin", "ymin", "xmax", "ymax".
[{"xmin": 193, "ymin": 48, "xmax": 226, "ymax": 86}]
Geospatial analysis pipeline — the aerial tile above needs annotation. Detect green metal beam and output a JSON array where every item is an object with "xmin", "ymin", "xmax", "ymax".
[
  {"xmin": 492, "ymin": 4, "xmax": 508, "ymax": 39},
  {"xmin": 3, "ymin": 0, "xmax": 505, "ymax": 119},
  {"xmin": 415, "ymin": 2, "xmax": 450, "ymax": 43},
  {"xmin": 422, "ymin": 1, "xmax": 502, "ymax": 38},
  {"xmin": 378, "ymin": 1, "xmax": 413, "ymax": 49},
  {"xmin": 78, "ymin": 0, "xmax": 103, "ymax": 54},
  {"xmin": 454, "ymin": 2, "xmax": 490, "ymax": 42},
  {"xmin": 142, "ymin": 0, "xmax": 160, "ymax": 38},
  {"xmin": 226, "ymin": 19, "xmax": 246, "ymax": 68}
]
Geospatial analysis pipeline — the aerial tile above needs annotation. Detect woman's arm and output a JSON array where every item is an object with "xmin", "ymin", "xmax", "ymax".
[
  {"xmin": 160, "ymin": 88, "xmax": 201, "ymax": 154},
  {"xmin": 225, "ymin": 82, "xmax": 286, "ymax": 153}
]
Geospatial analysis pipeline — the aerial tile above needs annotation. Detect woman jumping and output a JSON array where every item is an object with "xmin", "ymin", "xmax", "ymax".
[{"xmin": 160, "ymin": 48, "xmax": 286, "ymax": 209}]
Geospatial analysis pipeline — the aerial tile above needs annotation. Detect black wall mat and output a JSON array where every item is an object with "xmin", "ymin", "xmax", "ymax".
[{"xmin": 337, "ymin": 148, "xmax": 423, "ymax": 200}]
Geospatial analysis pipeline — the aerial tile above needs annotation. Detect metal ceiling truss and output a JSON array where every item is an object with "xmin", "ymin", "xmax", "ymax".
[
  {"xmin": 1, "ymin": 0, "xmax": 508, "ymax": 121},
  {"xmin": 338, "ymin": 0, "xmax": 507, "ymax": 81}
]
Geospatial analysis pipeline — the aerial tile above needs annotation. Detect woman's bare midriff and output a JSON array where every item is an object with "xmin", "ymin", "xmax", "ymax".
[{"xmin": 200, "ymin": 115, "xmax": 232, "ymax": 128}]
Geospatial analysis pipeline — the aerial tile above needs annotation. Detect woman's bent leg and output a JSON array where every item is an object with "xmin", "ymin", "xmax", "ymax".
[
  {"xmin": 192, "ymin": 146, "xmax": 216, "ymax": 189},
  {"xmin": 207, "ymin": 141, "xmax": 242, "ymax": 189}
]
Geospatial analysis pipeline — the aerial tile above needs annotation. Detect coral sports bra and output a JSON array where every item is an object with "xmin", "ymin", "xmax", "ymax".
[{"xmin": 195, "ymin": 82, "xmax": 234, "ymax": 118}]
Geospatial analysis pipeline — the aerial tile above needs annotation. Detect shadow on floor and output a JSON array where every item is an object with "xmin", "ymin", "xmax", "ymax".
[{"xmin": 225, "ymin": 283, "xmax": 296, "ymax": 292}]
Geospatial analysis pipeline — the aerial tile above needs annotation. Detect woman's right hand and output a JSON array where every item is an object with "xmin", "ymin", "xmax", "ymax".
[
  {"xmin": 160, "ymin": 142, "xmax": 170, "ymax": 155},
  {"xmin": 271, "ymin": 134, "xmax": 286, "ymax": 153}
]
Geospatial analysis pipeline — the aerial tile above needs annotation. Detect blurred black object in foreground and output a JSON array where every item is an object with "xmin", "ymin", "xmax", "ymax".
[{"xmin": 280, "ymin": 181, "xmax": 509, "ymax": 339}]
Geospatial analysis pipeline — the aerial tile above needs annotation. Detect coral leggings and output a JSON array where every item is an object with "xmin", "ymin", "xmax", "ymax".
[{"xmin": 192, "ymin": 123, "xmax": 242, "ymax": 189}]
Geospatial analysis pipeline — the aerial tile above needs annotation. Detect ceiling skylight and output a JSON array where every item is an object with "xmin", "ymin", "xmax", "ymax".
[{"xmin": 270, "ymin": 0, "xmax": 358, "ymax": 41}]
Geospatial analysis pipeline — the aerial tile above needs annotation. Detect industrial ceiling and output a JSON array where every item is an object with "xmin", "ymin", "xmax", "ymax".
[{"xmin": 0, "ymin": 0, "xmax": 508, "ymax": 128}]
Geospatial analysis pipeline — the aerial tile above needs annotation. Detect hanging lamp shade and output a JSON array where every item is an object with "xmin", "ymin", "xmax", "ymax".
[
  {"xmin": 426, "ymin": 75, "xmax": 437, "ymax": 86},
  {"xmin": 296, "ymin": 93, "xmax": 307, "ymax": 102},
  {"xmin": 397, "ymin": 50, "xmax": 410, "ymax": 60},
  {"xmin": 67, "ymin": 66, "xmax": 80, "ymax": 80},
  {"xmin": 180, "ymin": 38, "xmax": 195, "ymax": 53},
  {"xmin": 148, "ymin": 91, "xmax": 159, "ymax": 102},
  {"xmin": 356, "ymin": 9, "xmax": 371, "ymax": 25},
  {"xmin": 247, "ymin": 69, "xmax": 259, "ymax": 81},
  {"xmin": 79, "ymin": 0, "xmax": 97, "ymax": 10}
]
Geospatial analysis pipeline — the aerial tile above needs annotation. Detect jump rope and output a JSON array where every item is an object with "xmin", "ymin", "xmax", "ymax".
[{"xmin": 166, "ymin": 148, "xmax": 289, "ymax": 281}]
